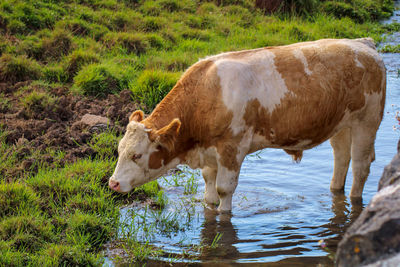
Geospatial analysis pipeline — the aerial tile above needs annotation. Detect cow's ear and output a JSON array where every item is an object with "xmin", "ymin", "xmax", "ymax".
[
  {"xmin": 129, "ymin": 110, "xmax": 144, "ymax": 122},
  {"xmin": 153, "ymin": 118, "xmax": 181, "ymax": 151}
]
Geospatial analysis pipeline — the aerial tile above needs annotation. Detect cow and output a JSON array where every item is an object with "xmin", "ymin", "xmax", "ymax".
[{"xmin": 109, "ymin": 38, "xmax": 386, "ymax": 212}]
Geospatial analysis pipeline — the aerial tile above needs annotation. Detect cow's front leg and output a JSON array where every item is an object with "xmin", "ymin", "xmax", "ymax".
[
  {"xmin": 202, "ymin": 167, "xmax": 219, "ymax": 205},
  {"xmin": 216, "ymin": 164, "xmax": 239, "ymax": 212}
]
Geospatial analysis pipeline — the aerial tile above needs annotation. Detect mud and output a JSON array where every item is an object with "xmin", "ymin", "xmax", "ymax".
[{"xmin": 0, "ymin": 80, "xmax": 139, "ymax": 179}]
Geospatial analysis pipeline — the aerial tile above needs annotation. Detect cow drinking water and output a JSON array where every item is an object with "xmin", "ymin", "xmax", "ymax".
[{"xmin": 109, "ymin": 38, "xmax": 386, "ymax": 211}]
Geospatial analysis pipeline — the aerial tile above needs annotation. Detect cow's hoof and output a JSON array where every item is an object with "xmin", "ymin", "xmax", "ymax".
[{"xmin": 204, "ymin": 194, "xmax": 219, "ymax": 206}]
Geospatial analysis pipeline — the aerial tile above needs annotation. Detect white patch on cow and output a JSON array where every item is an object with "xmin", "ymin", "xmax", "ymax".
[
  {"xmin": 355, "ymin": 57, "xmax": 365, "ymax": 68},
  {"xmin": 213, "ymin": 49, "xmax": 289, "ymax": 135},
  {"xmin": 293, "ymin": 48, "xmax": 313, "ymax": 75}
]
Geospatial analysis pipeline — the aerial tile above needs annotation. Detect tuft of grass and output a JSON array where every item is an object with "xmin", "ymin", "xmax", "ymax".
[
  {"xmin": 64, "ymin": 49, "xmax": 100, "ymax": 79},
  {"xmin": 181, "ymin": 28, "xmax": 213, "ymax": 41},
  {"xmin": 66, "ymin": 211, "xmax": 114, "ymax": 251},
  {"xmin": 43, "ymin": 65, "xmax": 69, "ymax": 83},
  {"xmin": 42, "ymin": 29, "xmax": 73, "ymax": 60},
  {"xmin": 140, "ymin": 16, "xmax": 167, "ymax": 32},
  {"xmin": 145, "ymin": 52, "xmax": 193, "ymax": 71},
  {"xmin": 139, "ymin": 1, "xmax": 163, "ymax": 16},
  {"xmin": 0, "ymin": 182, "xmax": 40, "ymax": 218},
  {"xmin": 130, "ymin": 69, "xmax": 180, "ymax": 112},
  {"xmin": 0, "ymin": 54, "xmax": 42, "ymax": 83},
  {"xmin": 72, "ymin": 62, "xmax": 135, "ymax": 97},
  {"xmin": 89, "ymin": 130, "xmax": 121, "ymax": 159},
  {"xmin": 16, "ymin": 35, "xmax": 44, "ymax": 61},
  {"xmin": 56, "ymin": 17, "xmax": 109, "ymax": 41},
  {"xmin": 35, "ymin": 244, "xmax": 101, "ymax": 266},
  {"xmin": 21, "ymin": 91, "xmax": 57, "ymax": 116},
  {"xmin": 103, "ymin": 32, "xmax": 150, "ymax": 55},
  {"xmin": 0, "ymin": 215, "xmax": 55, "ymax": 251}
]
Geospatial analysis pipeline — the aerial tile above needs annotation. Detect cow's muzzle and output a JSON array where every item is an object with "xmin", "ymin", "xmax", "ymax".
[{"xmin": 108, "ymin": 179, "xmax": 120, "ymax": 192}]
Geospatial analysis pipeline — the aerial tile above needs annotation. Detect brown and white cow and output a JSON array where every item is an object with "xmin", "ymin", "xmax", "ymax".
[{"xmin": 109, "ymin": 38, "xmax": 386, "ymax": 211}]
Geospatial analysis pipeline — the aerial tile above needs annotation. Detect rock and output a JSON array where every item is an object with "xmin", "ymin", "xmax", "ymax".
[
  {"xmin": 80, "ymin": 114, "xmax": 109, "ymax": 127},
  {"xmin": 378, "ymin": 143, "xmax": 400, "ymax": 190},
  {"xmin": 363, "ymin": 254, "xmax": 400, "ymax": 267},
  {"xmin": 336, "ymin": 140, "xmax": 400, "ymax": 267}
]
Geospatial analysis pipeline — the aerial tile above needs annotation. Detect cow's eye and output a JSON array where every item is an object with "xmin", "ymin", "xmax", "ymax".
[{"xmin": 132, "ymin": 154, "xmax": 142, "ymax": 161}]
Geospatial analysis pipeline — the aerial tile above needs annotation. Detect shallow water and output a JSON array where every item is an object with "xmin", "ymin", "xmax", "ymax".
[{"xmin": 105, "ymin": 7, "xmax": 400, "ymax": 267}]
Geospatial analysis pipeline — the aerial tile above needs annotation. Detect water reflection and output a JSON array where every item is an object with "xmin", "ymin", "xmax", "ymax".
[
  {"xmin": 322, "ymin": 193, "xmax": 363, "ymax": 252},
  {"xmin": 154, "ymin": 193, "xmax": 364, "ymax": 266},
  {"xmin": 200, "ymin": 210, "xmax": 239, "ymax": 261}
]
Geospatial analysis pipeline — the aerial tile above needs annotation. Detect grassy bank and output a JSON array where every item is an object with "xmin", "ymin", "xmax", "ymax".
[{"xmin": 0, "ymin": 0, "xmax": 398, "ymax": 265}]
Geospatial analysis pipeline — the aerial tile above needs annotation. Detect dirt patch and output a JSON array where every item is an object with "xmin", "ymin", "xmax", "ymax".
[{"xmin": 0, "ymin": 80, "xmax": 140, "ymax": 179}]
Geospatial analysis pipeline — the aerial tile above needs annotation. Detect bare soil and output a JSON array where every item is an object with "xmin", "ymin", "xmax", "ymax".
[{"xmin": 0, "ymin": 80, "xmax": 139, "ymax": 179}]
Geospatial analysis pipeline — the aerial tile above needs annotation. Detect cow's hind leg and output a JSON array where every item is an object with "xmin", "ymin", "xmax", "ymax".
[
  {"xmin": 350, "ymin": 125, "xmax": 377, "ymax": 198},
  {"xmin": 330, "ymin": 128, "xmax": 352, "ymax": 192},
  {"xmin": 202, "ymin": 167, "xmax": 219, "ymax": 205}
]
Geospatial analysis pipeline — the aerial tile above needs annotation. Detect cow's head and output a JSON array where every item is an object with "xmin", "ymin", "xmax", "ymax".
[{"xmin": 108, "ymin": 110, "xmax": 181, "ymax": 192}]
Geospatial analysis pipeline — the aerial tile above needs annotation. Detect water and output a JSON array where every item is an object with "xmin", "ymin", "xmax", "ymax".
[{"xmin": 105, "ymin": 7, "xmax": 400, "ymax": 266}]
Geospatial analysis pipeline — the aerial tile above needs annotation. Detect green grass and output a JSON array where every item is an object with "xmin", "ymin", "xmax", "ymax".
[
  {"xmin": 0, "ymin": 0, "xmax": 397, "ymax": 99},
  {"xmin": 379, "ymin": 44, "xmax": 400, "ymax": 53},
  {"xmin": 130, "ymin": 69, "xmax": 180, "ymax": 112},
  {"xmin": 0, "ymin": 0, "xmax": 398, "ymax": 265}
]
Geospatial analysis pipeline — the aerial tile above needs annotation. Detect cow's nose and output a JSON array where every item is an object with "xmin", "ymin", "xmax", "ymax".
[{"xmin": 109, "ymin": 179, "xmax": 120, "ymax": 191}]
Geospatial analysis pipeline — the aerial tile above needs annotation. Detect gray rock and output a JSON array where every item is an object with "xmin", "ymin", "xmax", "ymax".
[
  {"xmin": 378, "ymin": 141, "xmax": 400, "ymax": 190},
  {"xmin": 80, "ymin": 114, "xmax": 109, "ymax": 127},
  {"xmin": 336, "ymin": 140, "xmax": 400, "ymax": 267},
  {"xmin": 363, "ymin": 253, "xmax": 400, "ymax": 267}
]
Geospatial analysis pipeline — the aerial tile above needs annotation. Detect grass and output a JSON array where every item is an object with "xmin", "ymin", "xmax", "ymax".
[
  {"xmin": 0, "ymin": 0, "xmax": 398, "ymax": 265},
  {"xmin": 130, "ymin": 69, "xmax": 180, "ymax": 112},
  {"xmin": 379, "ymin": 44, "xmax": 400, "ymax": 53}
]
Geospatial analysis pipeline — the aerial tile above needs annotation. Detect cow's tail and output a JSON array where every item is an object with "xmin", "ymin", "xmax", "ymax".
[{"xmin": 355, "ymin": 37, "xmax": 376, "ymax": 50}]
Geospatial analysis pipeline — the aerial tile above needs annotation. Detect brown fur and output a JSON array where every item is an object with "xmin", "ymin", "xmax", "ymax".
[{"xmin": 129, "ymin": 110, "xmax": 144, "ymax": 122}]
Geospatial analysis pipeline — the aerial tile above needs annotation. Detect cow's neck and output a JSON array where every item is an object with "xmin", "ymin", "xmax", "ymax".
[
  {"xmin": 145, "ymin": 83, "xmax": 187, "ymax": 129},
  {"xmin": 144, "ymin": 82, "xmax": 197, "ymax": 156}
]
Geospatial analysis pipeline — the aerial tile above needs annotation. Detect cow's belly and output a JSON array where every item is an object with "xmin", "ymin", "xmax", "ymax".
[{"xmin": 248, "ymin": 108, "xmax": 355, "ymax": 154}]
